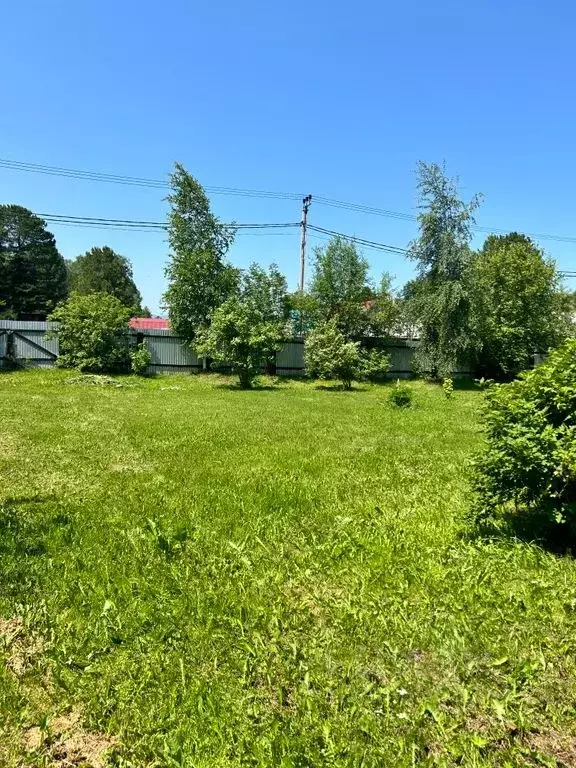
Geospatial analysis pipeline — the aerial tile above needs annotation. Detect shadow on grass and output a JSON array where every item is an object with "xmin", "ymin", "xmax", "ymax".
[
  {"xmin": 474, "ymin": 507, "xmax": 576, "ymax": 557},
  {"xmin": 314, "ymin": 383, "xmax": 368, "ymax": 393},
  {"xmin": 215, "ymin": 382, "xmax": 280, "ymax": 392}
]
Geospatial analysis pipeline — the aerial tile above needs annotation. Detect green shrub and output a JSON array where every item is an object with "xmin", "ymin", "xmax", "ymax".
[
  {"xmin": 389, "ymin": 380, "xmax": 413, "ymax": 407},
  {"xmin": 305, "ymin": 320, "xmax": 361, "ymax": 389},
  {"xmin": 442, "ymin": 377, "xmax": 454, "ymax": 399},
  {"xmin": 131, "ymin": 342, "xmax": 152, "ymax": 376},
  {"xmin": 474, "ymin": 338, "xmax": 576, "ymax": 528},
  {"xmin": 49, "ymin": 292, "xmax": 131, "ymax": 372},
  {"xmin": 195, "ymin": 296, "xmax": 282, "ymax": 389},
  {"xmin": 359, "ymin": 348, "xmax": 391, "ymax": 382}
]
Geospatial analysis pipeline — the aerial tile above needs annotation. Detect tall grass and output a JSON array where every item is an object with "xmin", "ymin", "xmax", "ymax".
[{"xmin": 1, "ymin": 370, "xmax": 575, "ymax": 766}]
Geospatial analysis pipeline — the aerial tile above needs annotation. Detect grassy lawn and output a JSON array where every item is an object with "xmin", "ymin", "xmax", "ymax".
[{"xmin": 1, "ymin": 370, "xmax": 576, "ymax": 767}]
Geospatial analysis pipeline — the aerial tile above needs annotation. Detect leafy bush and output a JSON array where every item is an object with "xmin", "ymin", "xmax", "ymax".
[
  {"xmin": 389, "ymin": 380, "xmax": 413, "ymax": 407},
  {"xmin": 131, "ymin": 342, "xmax": 152, "ymax": 376},
  {"xmin": 305, "ymin": 320, "xmax": 361, "ymax": 389},
  {"xmin": 442, "ymin": 377, "xmax": 454, "ymax": 399},
  {"xmin": 195, "ymin": 296, "xmax": 282, "ymax": 389},
  {"xmin": 474, "ymin": 338, "xmax": 576, "ymax": 529},
  {"xmin": 49, "ymin": 292, "xmax": 131, "ymax": 372},
  {"xmin": 359, "ymin": 349, "xmax": 391, "ymax": 382}
]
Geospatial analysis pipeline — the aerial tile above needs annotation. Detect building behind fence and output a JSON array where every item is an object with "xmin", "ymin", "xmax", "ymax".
[{"xmin": 0, "ymin": 320, "xmax": 473, "ymax": 377}]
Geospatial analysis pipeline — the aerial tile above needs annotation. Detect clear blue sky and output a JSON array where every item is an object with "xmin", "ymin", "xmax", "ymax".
[{"xmin": 2, "ymin": 0, "xmax": 575, "ymax": 314}]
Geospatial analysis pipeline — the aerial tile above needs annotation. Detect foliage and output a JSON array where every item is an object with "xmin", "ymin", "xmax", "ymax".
[
  {"xmin": 305, "ymin": 319, "xmax": 362, "ymax": 389},
  {"xmin": 471, "ymin": 233, "xmax": 568, "ymax": 378},
  {"xmin": 442, "ymin": 377, "xmax": 454, "ymax": 399},
  {"xmin": 474, "ymin": 338, "xmax": 576, "ymax": 530},
  {"xmin": 363, "ymin": 272, "xmax": 401, "ymax": 337},
  {"xmin": 407, "ymin": 162, "xmax": 481, "ymax": 378},
  {"xmin": 359, "ymin": 348, "xmax": 391, "ymax": 381},
  {"xmin": 389, "ymin": 379, "xmax": 413, "ymax": 407},
  {"xmin": 67, "ymin": 246, "xmax": 144, "ymax": 312},
  {"xmin": 0, "ymin": 204, "xmax": 67, "ymax": 319},
  {"xmin": 4, "ymin": 371, "xmax": 576, "ymax": 766},
  {"xmin": 163, "ymin": 163, "xmax": 239, "ymax": 342},
  {"xmin": 309, "ymin": 236, "xmax": 373, "ymax": 337},
  {"xmin": 286, "ymin": 290, "xmax": 320, "ymax": 336},
  {"xmin": 49, "ymin": 292, "xmax": 131, "ymax": 372},
  {"xmin": 241, "ymin": 262, "xmax": 289, "ymax": 325},
  {"xmin": 130, "ymin": 342, "xmax": 152, "ymax": 376},
  {"xmin": 195, "ymin": 294, "xmax": 282, "ymax": 388}
]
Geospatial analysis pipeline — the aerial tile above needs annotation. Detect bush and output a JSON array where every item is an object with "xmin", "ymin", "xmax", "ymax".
[
  {"xmin": 195, "ymin": 296, "xmax": 282, "ymax": 389},
  {"xmin": 389, "ymin": 380, "xmax": 413, "ymax": 407},
  {"xmin": 49, "ymin": 292, "xmax": 131, "ymax": 372},
  {"xmin": 359, "ymin": 349, "xmax": 391, "ymax": 382},
  {"xmin": 305, "ymin": 320, "xmax": 361, "ymax": 389},
  {"xmin": 442, "ymin": 377, "xmax": 454, "ymax": 399},
  {"xmin": 474, "ymin": 338, "xmax": 576, "ymax": 529},
  {"xmin": 131, "ymin": 342, "xmax": 152, "ymax": 376}
]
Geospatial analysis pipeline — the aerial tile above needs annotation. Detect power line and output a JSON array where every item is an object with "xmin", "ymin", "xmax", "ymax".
[
  {"xmin": 26, "ymin": 207, "xmax": 576, "ymax": 276},
  {"xmin": 308, "ymin": 224, "xmax": 408, "ymax": 255},
  {"xmin": 34, "ymin": 210, "xmax": 408, "ymax": 254},
  {"xmin": 0, "ymin": 158, "xmax": 301, "ymax": 201},
  {"xmin": 4, "ymin": 156, "xmax": 576, "ymax": 244},
  {"xmin": 35, "ymin": 212, "xmax": 300, "ymax": 232}
]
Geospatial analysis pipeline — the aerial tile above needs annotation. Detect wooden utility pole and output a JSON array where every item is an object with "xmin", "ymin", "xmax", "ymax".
[{"xmin": 299, "ymin": 195, "xmax": 312, "ymax": 292}]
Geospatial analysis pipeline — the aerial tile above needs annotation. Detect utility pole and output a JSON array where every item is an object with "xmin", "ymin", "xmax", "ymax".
[{"xmin": 299, "ymin": 195, "xmax": 312, "ymax": 292}]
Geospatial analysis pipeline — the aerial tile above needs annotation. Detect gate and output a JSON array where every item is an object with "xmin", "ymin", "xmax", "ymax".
[{"xmin": 0, "ymin": 320, "xmax": 59, "ymax": 368}]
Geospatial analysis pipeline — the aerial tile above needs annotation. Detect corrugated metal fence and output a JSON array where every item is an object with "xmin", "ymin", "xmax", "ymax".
[{"xmin": 0, "ymin": 320, "xmax": 473, "ymax": 377}]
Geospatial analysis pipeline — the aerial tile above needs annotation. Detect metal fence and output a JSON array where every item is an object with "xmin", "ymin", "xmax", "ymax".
[{"xmin": 0, "ymin": 320, "xmax": 474, "ymax": 377}]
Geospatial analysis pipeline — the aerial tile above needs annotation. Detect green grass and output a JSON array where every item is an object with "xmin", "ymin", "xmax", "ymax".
[{"xmin": 1, "ymin": 369, "xmax": 576, "ymax": 767}]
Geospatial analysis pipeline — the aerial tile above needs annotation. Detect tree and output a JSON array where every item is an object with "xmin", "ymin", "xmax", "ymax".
[
  {"xmin": 363, "ymin": 273, "xmax": 400, "ymax": 337},
  {"xmin": 67, "ymin": 246, "xmax": 143, "ymax": 312},
  {"xmin": 309, "ymin": 237, "xmax": 373, "ymax": 337},
  {"xmin": 407, "ymin": 162, "xmax": 481, "ymax": 378},
  {"xmin": 305, "ymin": 319, "xmax": 362, "ymax": 389},
  {"xmin": 163, "ymin": 163, "xmax": 239, "ymax": 342},
  {"xmin": 0, "ymin": 205, "xmax": 67, "ymax": 319},
  {"xmin": 241, "ymin": 263, "xmax": 289, "ymax": 324},
  {"xmin": 471, "ymin": 233, "xmax": 567, "ymax": 378},
  {"xmin": 195, "ymin": 296, "xmax": 282, "ymax": 389},
  {"xmin": 49, "ymin": 292, "xmax": 131, "ymax": 372},
  {"xmin": 286, "ymin": 291, "xmax": 320, "ymax": 337}
]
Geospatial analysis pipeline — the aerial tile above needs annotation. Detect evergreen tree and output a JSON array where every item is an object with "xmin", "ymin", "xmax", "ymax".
[
  {"xmin": 0, "ymin": 205, "xmax": 67, "ymax": 319},
  {"xmin": 67, "ymin": 246, "xmax": 143, "ymax": 312}
]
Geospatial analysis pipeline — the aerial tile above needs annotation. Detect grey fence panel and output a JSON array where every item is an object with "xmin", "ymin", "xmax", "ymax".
[
  {"xmin": 139, "ymin": 332, "xmax": 201, "ymax": 371},
  {"xmin": 276, "ymin": 340, "xmax": 305, "ymax": 374},
  {"xmin": 0, "ymin": 321, "xmax": 475, "ymax": 377},
  {"xmin": 386, "ymin": 343, "xmax": 415, "ymax": 378}
]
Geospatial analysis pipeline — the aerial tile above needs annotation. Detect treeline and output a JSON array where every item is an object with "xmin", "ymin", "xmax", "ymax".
[
  {"xmin": 0, "ymin": 205, "xmax": 149, "ymax": 320},
  {"xmin": 162, "ymin": 161, "xmax": 573, "ymax": 384},
  {"xmin": 2, "ymin": 162, "xmax": 573, "ymax": 385}
]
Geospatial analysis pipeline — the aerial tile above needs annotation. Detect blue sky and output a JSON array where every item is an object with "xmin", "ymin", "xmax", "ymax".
[{"xmin": 2, "ymin": 0, "xmax": 575, "ymax": 314}]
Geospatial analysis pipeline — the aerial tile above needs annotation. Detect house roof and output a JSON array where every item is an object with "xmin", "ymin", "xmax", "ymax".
[{"xmin": 130, "ymin": 317, "xmax": 170, "ymax": 330}]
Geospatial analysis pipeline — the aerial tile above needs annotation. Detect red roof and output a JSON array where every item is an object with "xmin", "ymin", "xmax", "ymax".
[{"xmin": 130, "ymin": 317, "xmax": 171, "ymax": 330}]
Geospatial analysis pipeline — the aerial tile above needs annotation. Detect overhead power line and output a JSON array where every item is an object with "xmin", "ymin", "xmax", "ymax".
[
  {"xmin": 33, "ymin": 210, "xmax": 409, "ymax": 254},
  {"xmin": 308, "ymin": 224, "xmax": 408, "ymax": 255},
  {"xmin": 35, "ymin": 212, "xmax": 300, "ymax": 233},
  {"xmin": 0, "ymin": 158, "xmax": 576, "ymax": 243},
  {"xmin": 0, "ymin": 158, "xmax": 301, "ymax": 201},
  {"xmin": 4, "ymin": 157, "xmax": 576, "ymax": 245}
]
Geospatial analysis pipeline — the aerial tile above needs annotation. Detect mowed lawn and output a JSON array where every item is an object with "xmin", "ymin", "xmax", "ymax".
[{"xmin": 1, "ymin": 371, "xmax": 576, "ymax": 767}]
